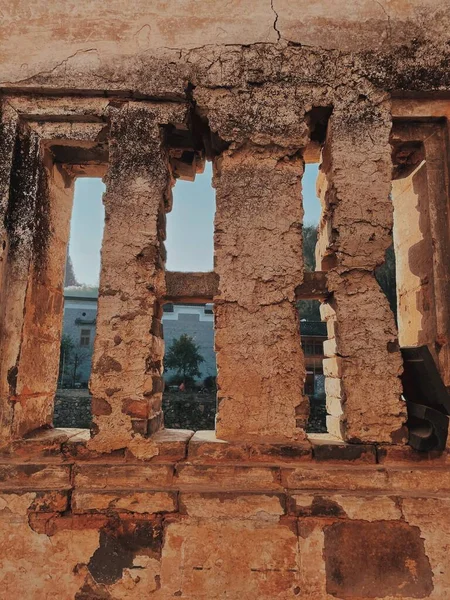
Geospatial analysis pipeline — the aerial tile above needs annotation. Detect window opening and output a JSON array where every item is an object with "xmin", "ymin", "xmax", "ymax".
[
  {"xmin": 162, "ymin": 302, "xmax": 217, "ymax": 431},
  {"xmin": 54, "ymin": 178, "xmax": 105, "ymax": 428},
  {"xmin": 299, "ymin": 163, "xmax": 327, "ymax": 433},
  {"xmin": 80, "ymin": 329, "xmax": 91, "ymax": 347},
  {"xmin": 162, "ymin": 161, "xmax": 217, "ymax": 430},
  {"xmin": 166, "ymin": 162, "xmax": 215, "ymax": 272}
]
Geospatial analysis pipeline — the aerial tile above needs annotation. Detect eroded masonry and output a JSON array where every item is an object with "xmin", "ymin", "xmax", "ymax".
[{"xmin": 1, "ymin": 2, "xmax": 450, "ymax": 598}]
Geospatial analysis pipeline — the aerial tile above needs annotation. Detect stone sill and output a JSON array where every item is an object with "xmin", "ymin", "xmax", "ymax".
[
  {"xmin": 2, "ymin": 428, "xmax": 450, "ymax": 516},
  {"xmin": 2, "ymin": 427, "xmax": 449, "ymax": 466}
]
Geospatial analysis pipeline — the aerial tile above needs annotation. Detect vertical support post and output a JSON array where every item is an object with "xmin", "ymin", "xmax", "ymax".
[
  {"xmin": 0, "ymin": 101, "xmax": 19, "ymax": 445},
  {"xmin": 422, "ymin": 125, "xmax": 450, "ymax": 389},
  {"xmin": 89, "ymin": 103, "xmax": 181, "ymax": 456},
  {"xmin": 0, "ymin": 123, "xmax": 41, "ymax": 441},
  {"xmin": 213, "ymin": 146, "xmax": 308, "ymax": 442},
  {"xmin": 0, "ymin": 101, "xmax": 18, "ymax": 296},
  {"xmin": 0, "ymin": 122, "xmax": 71, "ymax": 441},
  {"xmin": 317, "ymin": 102, "xmax": 406, "ymax": 443}
]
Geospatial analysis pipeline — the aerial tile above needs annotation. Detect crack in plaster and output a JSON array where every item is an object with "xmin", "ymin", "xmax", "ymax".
[
  {"xmin": 270, "ymin": 0, "xmax": 282, "ymax": 42},
  {"xmin": 373, "ymin": 0, "xmax": 392, "ymax": 40},
  {"xmin": 0, "ymin": 48, "xmax": 100, "ymax": 87}
]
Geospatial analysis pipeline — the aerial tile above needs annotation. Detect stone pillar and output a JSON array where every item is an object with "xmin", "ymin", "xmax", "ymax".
[
  {"xmin": 422, "ymin": 125, "xmax": 450, "ymax": 388},
  {"xmin": 0, "ymin": 101, "xmax": 18, "ymax": 295},
  {"xmin": 0, "ymin": 123, "xmax": 41, "ymax": 441},
  {"xmin": 0, "ymin": 102, "xmax": 19, "ymax": 446},
  {"xmin": 0, "ymin": 122, "xmax": 71, "ymax": 442},
  {"xmin": 213, "ymin": 146, "xmax": 308, "ymax": 442},
  {"xmin": 316, "ymin": 102, "xmax": 406, "ymax": 443},
  {"xmin": 89, "ymin": 103, "xmax": 180, "ymax": 456}
]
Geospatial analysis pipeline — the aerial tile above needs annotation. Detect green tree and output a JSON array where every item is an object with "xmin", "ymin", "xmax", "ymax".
[
  {"xmin": 299, "ymin": 224, "xmax": 398, "ymax": 321},
  {"xmin": 303, "ymin": 224, "xmax": 318, "ymax": 272},
  {"xmin": 165, "ymin": 334, "xmax": 205, "ymax": 384},
  {"xmin": 58, "ymin": 334, "xmax": 90, "ymax": 387},
  {"xmin": 59, "ymin": 334, "xmax": 74, "ymax": 386}
]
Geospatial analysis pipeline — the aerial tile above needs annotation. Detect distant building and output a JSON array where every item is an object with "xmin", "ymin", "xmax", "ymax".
[
  {"xmin": 300, "ymin": 320, "xmax": 327, "ymax": 397},
  {"xmin": 60, "ymin": 286, "xmax": 98, "ymax": 386},
  {"xmin": 162, "ymin": 303, "xmax": 216, "ymax": 382}
]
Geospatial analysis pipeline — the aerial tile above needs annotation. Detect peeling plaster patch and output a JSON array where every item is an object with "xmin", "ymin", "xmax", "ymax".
[
  {"xmin": 87, "ymin": 519, "xmax": 163, "ymax": 585},
  {"xmin": 324, "ymin": 520, "xmax": 433, "ymax": 598}
]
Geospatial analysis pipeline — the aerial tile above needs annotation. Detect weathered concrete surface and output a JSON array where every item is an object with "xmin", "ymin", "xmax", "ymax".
[
  {"xmin": 2, "ymin": 0, "xmax": 450, "ymax": 93},
  {"xmin": 317, "ymin": 105, "xmax": 406, "ymax": 443},
  {"xmin": 214, "ymin": 147, "xmax": 308, "ymax": 441},
  {"xmin": 89, "ymin": 102, "xmax": 185, "ymax": 456},
  {"xmin": 1, "ymin": 432, "xmax": 450, "ymax": 599}
]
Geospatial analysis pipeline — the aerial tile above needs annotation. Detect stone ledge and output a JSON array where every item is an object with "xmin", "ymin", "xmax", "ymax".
[
  {"xmin": 4, "ymin": 428, "xmax": 86, "ymax": 461},
  {"xmin": 72, "ymin": 490, "xmax": 178, "ymax": 514},
  {"xmin": 3, "ymin": 427, "xmax": 195, "ymax": 463},
  {"xmin": 377, "ymin": 444, "xmax": 450, "ymax": 465},
  {"xmin": 309, "ymin": 433, "xmax": 377, "ymax": 463},
  {"xmin": 0, "ymin": 463, "xmax": 72, "ymax": 490},
  {"xmin": 5, "ymin": 427, "xmax": 450, "ymax": 469},
  {"xmin": 188, "ymin": 430, "xmax": 312, "ymax": 463},
  {"xmin": 188, "ymin": 431, "xmax": 377, "ymax": 464},
  {"xmin": 2, "ymin": 460, "xmax": 450, "ymax": 500}
]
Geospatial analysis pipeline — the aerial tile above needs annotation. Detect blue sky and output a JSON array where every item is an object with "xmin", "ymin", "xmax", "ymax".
[{"xmin": 68, "ymin": 163, "xmax": 320, "ymax": 285}]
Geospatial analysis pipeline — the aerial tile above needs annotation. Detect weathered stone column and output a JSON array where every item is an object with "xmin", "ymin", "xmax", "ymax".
[
  {"xmin": 89, "ymin": 102, "xmax": 184, "ymax": 456},
  {"xmin": 316, "ymin": 100, "xmax": 406, "ymax": 443},
  {"xmin": 0, "ymin": 122, "xmax": 42, "ymax": 440},
  {"xmin": 0, "ymin": 118, "xmax": 72, "ymax": 443},
  {"xmin": 213, "ymin": 146, "xmax": 308, "ymax": 442},
  {"xmin": 0, "ymin": 101, "xmax": 18, "ymax": 295},
  {"xmin": 0, "ymin": 102, "xmax": 19, "ymax": 445}
]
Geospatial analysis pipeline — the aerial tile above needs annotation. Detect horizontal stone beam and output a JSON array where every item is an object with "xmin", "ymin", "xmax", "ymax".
[
  {"xmin": 295, "ymin": 271, "xmax": 330, "ymax": 300},
  {"xmin": 165, "ymin": 271, "xmax": 220, "ymax": 303},
  {"xmin": 165, "ymin": 271, "xmax": 329, "ymax": 304}
]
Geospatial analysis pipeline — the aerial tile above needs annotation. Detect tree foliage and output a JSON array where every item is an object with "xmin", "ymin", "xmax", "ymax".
[
  {"xmin": 303, "ymin": 224, "xmax": 318, "ymax": 272},
  {"xmin": 165, "ymin": 334, "xmax": 205, "ymax": 383},
  {"xmin": 58, "ymin": 334, "xmax": 89, "ymax": 387}
]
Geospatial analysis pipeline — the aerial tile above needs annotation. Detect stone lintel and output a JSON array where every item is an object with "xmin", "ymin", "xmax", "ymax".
[
  {"xmin": 294, "ymin": 271, "xmax": 330, "ymax": 300},
  {"xmin": 165, "ymin": 271, "xmax": 219, "ymax": 304},
  {"xmin": 165, "ymin": 270, "xmax": 329, "ymax": 304}
]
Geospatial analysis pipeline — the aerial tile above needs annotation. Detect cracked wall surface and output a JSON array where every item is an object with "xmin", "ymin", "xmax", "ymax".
[
  {"xmin": 0, "ymin": 433, "xmax": 450, "ymax": 599},
  {"xmin": 1, "ymin": 1, "xmax": 450, "ymax": 598},
  {"xmin": 214, "ymin": 146, "xmax": 308, "ymax": 441}
]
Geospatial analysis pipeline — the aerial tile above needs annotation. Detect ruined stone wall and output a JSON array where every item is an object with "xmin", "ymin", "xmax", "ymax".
[{"xmin": 0, "ymin": 1, "xmax": 450, "ymax": 598}]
